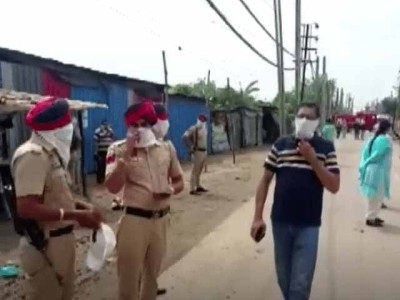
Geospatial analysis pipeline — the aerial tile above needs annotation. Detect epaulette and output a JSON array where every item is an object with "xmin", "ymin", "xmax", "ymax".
[
  {"xmin": 109, "ymin": 139, "xmax": 127, "ymax": 157},
  {"xmin": 11, "ymin": 142, "xmax": 45, "ymax": 168}
]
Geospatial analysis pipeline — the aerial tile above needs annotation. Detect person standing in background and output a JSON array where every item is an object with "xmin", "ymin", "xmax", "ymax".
[
  {"xmin": 69, "ymin": 117, "xmax": 82, "ymax": 194},
  {"xmin": 342, "ymin": 119, "xmax": 348, "ymax": 139},
  {"xmin": 183, "ymin": 114, "xmax": 209, "ymax": 196},
  {"xmin": 94, "ymin": 120, "xmax": 114, "ymax": 184},
  {"xmin": 335, "ymin": 118, "xmax": 342, "ymax": 139},
  {"xmin": 354, "ymin": 118, "xmax": 361, "ymax": 140},
  {"xmin": 359, "ymin": 120, "xmax": 392, "ymax": 227},
  {"xmin": 360, "ymin": 118, "xmax": 366, "ymax": 140},
  {"xmin": 321, "ymin": 118, "xmax": 336, "ymax": 143}
]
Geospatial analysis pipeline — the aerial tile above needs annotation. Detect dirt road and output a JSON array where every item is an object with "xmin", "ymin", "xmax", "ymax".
[
  {"xmin": 159, "ymin": 137, "xmax": 400, "ymax": 300},
  {"xmin": 0, "ymin": 147, "xmax": 267, "ymax": 299}
]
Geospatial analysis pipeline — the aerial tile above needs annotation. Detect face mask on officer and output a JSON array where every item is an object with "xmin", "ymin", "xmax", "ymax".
[
  {"xmin": 153, "ymin": 120, "xmax": 170, "ymax": 139},
  {"xmin": 128, "ymin": 123, "xmax": 157, "ymax": 148},
  {"xmin": 53, "ymin": 123, "xmax": 74, "ymax": 147}
]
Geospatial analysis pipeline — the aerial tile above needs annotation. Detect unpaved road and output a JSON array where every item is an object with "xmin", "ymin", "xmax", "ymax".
[
  {"xmin": 0, "ymin": 147, "xmax": 266, "ymax": 300},
  {"xmin": 159, "ymin": 137, "xmax": 400, "ymax": 300}
]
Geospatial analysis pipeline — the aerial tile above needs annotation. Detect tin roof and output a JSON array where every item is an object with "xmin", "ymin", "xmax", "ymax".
[{"xmin": 0, "ymin": 89, "xmax": 107, "ymax": 114}]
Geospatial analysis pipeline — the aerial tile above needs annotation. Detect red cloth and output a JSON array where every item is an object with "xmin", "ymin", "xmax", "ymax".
[
  {"xmin": 124, "ymin": 101, "xmax": 157, "ymax": 126},
  {"xmin": 26, "ymin": 96, "xmax": 71, "ymax": 131},
  {"xmin": 198, "ymin": 114, "xmax": 207, "ymax": 122},
  {"xmin": 42, "ymin": 70, "xmax": 70, "ymax": 98}
]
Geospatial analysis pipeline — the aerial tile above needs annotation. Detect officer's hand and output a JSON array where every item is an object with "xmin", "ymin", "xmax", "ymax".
[
  {"xmin": 250, "ymin": 219, "xmax": 266, "ymax": 243},
  {"xmin": 75, "ymin": 210, "xmax": 102, "ymax": 230},
  {"xmin": 126, "ymin": 129, "xmax": 139, "ymax": 156}
]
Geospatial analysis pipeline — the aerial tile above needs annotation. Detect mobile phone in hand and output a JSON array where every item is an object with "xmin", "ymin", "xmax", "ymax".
[{"xmin": 255, "ymin": 224, "xmax": 266, "ymax": 243}]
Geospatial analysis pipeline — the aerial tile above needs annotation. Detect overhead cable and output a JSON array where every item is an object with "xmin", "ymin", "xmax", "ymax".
[
  {"xmin": 238, "ymin": 0, "xmax": 295, "ymax": 58},
  {"xmin": 204, "ymin": 0, "xmax": 295, "ymax": 71}
]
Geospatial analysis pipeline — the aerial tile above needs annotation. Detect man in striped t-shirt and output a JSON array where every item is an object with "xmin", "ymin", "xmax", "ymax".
[
  {"xmin": 250, "ymin": 102, "xmax": 340, "ymax": 300},
  {"xmin": 94, "ymin": 120, "xmax": 114, "ymax": 184}
]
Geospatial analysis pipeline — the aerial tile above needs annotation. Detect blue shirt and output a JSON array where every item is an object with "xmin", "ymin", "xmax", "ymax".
[{"xmin": 264, "ymin": 135, "xmax": 340, "ymax": 227}]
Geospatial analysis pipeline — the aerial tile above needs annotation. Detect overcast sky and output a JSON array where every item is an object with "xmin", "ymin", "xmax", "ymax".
[{"xmin": 1, "ymin": 0, "xmax": 399, "ymax": 110}]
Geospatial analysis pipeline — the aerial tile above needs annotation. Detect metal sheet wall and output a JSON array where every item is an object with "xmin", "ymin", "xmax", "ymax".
[
  {"xmin": 226, "ymin": 111, "xmax": 242, "ymax": 150},
  {"xmin": 71, "ymin": 83, "xmax": 128, "ymax": 173},
  {"xmin": 168, "ymin": 95, "xmax": 209, "ymax": 160},
  {"xmin": 242, "ymin": 109, "xmax": 258, "ymax": 147},
  {"xmin": 71, "ymin": 86, "xmax": 108, "ymax": 173},
  {"xmin": 0, "ymin": 62, "xmax": 43, "ymax": 156}
]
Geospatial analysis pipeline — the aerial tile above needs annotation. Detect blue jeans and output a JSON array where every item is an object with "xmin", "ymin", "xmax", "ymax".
[{"xmin": 272, "ymin": 222, "xmax": 319, "ymax": 300}]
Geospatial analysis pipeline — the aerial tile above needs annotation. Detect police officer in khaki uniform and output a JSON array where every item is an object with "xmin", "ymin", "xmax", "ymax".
[
  {"xmin": 183, "ymin": 114, "xmax": 208, "ymax": 195},
  {"xmin": 105, "ymin": 101, "xmax": 184, "ymax": 300},
  {"xmin": 12, "ymin": 97, "xmax": 102, "ymax": 300}
]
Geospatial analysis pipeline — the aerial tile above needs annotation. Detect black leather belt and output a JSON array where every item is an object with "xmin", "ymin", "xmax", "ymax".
[
  {"xmin": 125, "ymin": 206, "xmax": 170, "ymax": 219},
  {"xmin": 49, "ymin": 225, "xmax": 74, "ymax": 238},
  {"xmin": 195, "ymin": 148, "xmax": 206, "ymax": 152}
]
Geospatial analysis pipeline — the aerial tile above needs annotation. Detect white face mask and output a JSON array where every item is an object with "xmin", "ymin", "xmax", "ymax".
[
  {"xmin": 152, "ymin": 120, "xmax": 170, "ymax": 140},
  {"xmin": 295, "ymin": 117, "xmax": 319, "ymax": 139},
  {"xmin": 37, "ymin": 123, "xmax": 74, "ymax": 166},
  {"xmin": 196, "ymin": 120, "xmax": 206, "ymax": 130},
  {"xmin": 132, "ymin": 127, "xmax": 157, "ymax": 148}
]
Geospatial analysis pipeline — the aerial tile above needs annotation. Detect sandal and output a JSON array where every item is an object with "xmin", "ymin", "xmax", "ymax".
[{"xmin": 366, "ymin": 219, "xmax": 383, "ymax": 227}]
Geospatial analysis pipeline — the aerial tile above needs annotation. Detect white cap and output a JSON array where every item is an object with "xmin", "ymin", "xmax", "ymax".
[{"xmin": 86, "ymin": 223, "xmax": 116, "ymax": 271}]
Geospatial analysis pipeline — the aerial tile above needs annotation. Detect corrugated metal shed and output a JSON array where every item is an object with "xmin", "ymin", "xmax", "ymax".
[
  {"xmin": 0, "ymin": 62, "xmax": 40, "ymax": 155},
  {"xmin": 71, "ymin": 86, "xmax": 108, "ymax": 173},
  {"xmin": 71, "ymin": 83, "xmax": 128, "ymax": 173},
  {"xmin": 241, "ymin": 107, "xmax": 258, "ymax": 147},
  {"xmin": 168, "ymin": 94, "xmax": 210, "ymax": 160}
]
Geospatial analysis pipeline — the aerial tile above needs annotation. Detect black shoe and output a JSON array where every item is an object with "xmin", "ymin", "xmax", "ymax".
[
  {"xmin": 376, "ymin": 217, "xmax": 384, "ymax": 223},
  {"xmin": 366, "ymin": 219, "xmax": 383, "ymax": 227},
  {"xmin": 190, "ymin": 191, "xmax": 200, "ymax": 196},
  {"xmin": 381, "ymin": 203, "xmax": 388, "ymax": 209},
  {"xmin": 196, "ymin": 187, "xmax": 208, "ymax": 193},
  {"xmin": 157, "ymin": 288, "xmax": 167, "ymax": 296}
]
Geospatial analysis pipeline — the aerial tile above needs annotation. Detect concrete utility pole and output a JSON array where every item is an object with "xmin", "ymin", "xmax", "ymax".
[
  {"xmin": 274, "ymin": 0, "xmax": 286, "ymax": 135},
  {"xmin": 295, "ymin": 0, "xmax": 301, "ymax": 104},
  {"xmin": 339, "ymin": 88, "xmax": 344, "ymax": 113},
  {"xmin": 162, "ymin": 50, "xmax": 169, "ymax": 110},
  {"xmin": 320, "ymin": 56, "xmax": 328, "ymax": 125},
  {"xmin": 315, "ymin": 56, "xmax": 320, "ymax": 79},
  {"xmin": 227, "ymin": 77, "xmax": 236, "ymax": 165},
  {"xmin": 300, "ymin": 24, "xmax": 310, "ymax": 103}
]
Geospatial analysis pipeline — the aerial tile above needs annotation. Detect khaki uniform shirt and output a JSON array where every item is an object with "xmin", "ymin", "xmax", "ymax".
[
  {"xmin": 185, "ymin": 125, "xmax": 207, "ymax": 150},
  {"xmin": 106, "ymin": 140, "xmax": 183, "ymax": 210},
  {"xmin": 12, "ymin": 134, "xmax": 75, "ymax": 236}
]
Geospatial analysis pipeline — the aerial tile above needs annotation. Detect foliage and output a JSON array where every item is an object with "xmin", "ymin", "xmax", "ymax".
[{"xmin": 169, "ymin": 78, "xmax": 260, "ymax": 110}]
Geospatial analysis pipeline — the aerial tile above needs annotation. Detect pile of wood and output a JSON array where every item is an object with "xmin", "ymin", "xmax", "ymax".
[{"xmin": 0, "ymin": 89, "xmax": 108, "ymax": 114}]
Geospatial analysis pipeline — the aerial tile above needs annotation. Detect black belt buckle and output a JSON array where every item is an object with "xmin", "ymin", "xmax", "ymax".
[{"xmin": 49, "ymin": 225, "xmax": 74, "ymax": 238}]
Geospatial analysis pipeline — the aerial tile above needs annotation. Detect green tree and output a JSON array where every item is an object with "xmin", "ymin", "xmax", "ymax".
[{"xmin": 169, "ymin": 78, "xmax": 260, "ymax": 109}]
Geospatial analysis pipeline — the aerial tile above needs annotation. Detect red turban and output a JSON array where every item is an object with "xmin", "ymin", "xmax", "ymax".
[
  {"xmin": 198, "ymin": 114, "xmax": 207, "ymax": 122},
  {"xmin": 25, "ymin": 96, "xmax": 72, "ymax": 131},
  {"xmin": 154, "ymin": 103, "xmax": 168, "ymax": 121},
  {"xmin": 124, "ymin": 101, "xmax": 157, "ymax": 126}
]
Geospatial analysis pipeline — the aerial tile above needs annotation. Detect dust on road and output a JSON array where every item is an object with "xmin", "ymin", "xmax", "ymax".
[{"xmin": 0, "ymin": 147, "xmax": 267, "ymax": 300}]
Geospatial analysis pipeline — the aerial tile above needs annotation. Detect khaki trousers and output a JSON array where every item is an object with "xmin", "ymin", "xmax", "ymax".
[
  {"xmin": 19, "ymin": 234, "xmax": 76, "ymax": 300},
  {"xmin": 190, "ymin": 151, "xmax": 207, "ymax": 191},
  {"xmin": 117, "ymin": 214, "xmax": 168, "ymax": 300}
]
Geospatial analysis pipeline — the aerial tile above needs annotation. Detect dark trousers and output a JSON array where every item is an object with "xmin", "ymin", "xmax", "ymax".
[
  {"xmin": 96, "ymin": 151, "xmax": 107, "ymax": 184},
  {"xmin": 272, "ymin": 221, "xmax": 319, "ymax": 300}
]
